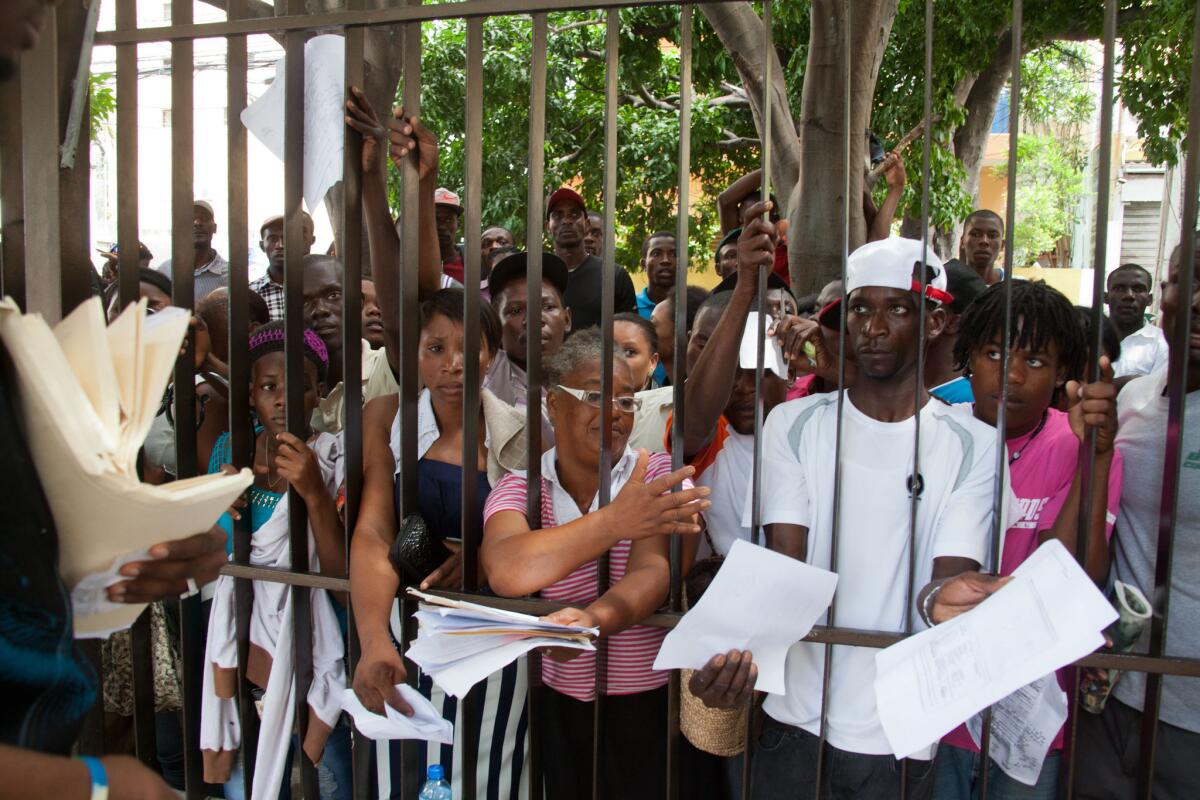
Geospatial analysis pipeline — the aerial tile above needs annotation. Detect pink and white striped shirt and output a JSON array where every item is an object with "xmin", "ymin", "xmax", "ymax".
[{"xmin": 483, "ymin": 448, "xmax": 681, "ymax": 702}]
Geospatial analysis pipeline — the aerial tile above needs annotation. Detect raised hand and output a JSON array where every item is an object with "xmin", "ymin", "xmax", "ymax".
[
  {"xmin": 736, "ymin": 200, "xmax": 777, "ymax": 280},
  {"xmin": 344, "ymin": 85, "xmax": 387, "ymax": 175},
  {"xmin": 605, "ymin": 450, "xmax": 710, "ymax": 540},
  {"xmin": 1066, "ymin": 356, "xmax": 1118, "ymax": 454},
  {"xmin": 387, "ymin": 105, "xmax": 439, "ymax": 183}
]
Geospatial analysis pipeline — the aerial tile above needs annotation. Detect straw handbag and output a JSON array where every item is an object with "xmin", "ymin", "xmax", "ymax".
[{"xmin": 678, "ymin": 542, "xmax": 748, "ymax": 757}]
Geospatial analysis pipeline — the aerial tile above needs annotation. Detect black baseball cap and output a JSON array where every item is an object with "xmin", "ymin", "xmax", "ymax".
[
  {"xmin": 712, "ymin": 267, "xmax": 794, "ymax": 299},
  {"xmin": 488, "ymin": 251, "xmax": 569, "ymax": 300},
  {"xmin": 943, "ymin": 258, "xmax": 987, "ymax": 314}
]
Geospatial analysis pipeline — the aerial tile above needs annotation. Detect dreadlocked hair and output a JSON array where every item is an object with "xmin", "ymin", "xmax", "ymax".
[{"xmin": 953, "ymin": 280, "xmax": 1087, "ymax": 383}]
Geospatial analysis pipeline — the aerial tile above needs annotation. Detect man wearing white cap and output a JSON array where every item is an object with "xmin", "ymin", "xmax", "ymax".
[
  {"xmin": 748, "ymin": 237, "xmax": 1006, "ymax": 799},
  {"xmin": 434, "ymin": 187, "xmax": 466, "ymax": 284},
  {"xmin": 157, "ymin": 200, "xmax": 229, "ymax": 302}
]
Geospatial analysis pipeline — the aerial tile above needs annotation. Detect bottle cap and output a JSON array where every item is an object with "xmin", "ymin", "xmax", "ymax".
[{"xmin": 428, "ymin": 764, "xmax": 444, "ymax": 781}]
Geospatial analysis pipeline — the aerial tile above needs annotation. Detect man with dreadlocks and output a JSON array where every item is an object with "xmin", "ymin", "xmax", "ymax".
[{"xmin": 935, "ymin": 280, "xmax": 1123, "ymax": 798}]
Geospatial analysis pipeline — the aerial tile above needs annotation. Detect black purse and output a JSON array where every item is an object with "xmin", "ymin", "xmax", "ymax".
[{"xmin": 388, "ymin": 513, "xmax": 452, "ymax": 586}]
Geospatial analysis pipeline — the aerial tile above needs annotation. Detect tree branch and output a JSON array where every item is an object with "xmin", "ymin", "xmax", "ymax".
[{"xmin": 551, "ymin": 18, "xmax": 605, "ymax": 35}]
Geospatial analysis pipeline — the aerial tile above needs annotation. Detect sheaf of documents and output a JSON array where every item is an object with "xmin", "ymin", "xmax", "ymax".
[
  {"xmin": 653, "ymin": 539, "xmax": 838, "ymax": 694},
  {"xmin": 874, "ymin": 539, "xmax": 1116, "ymax": 758},
  {"xmin": 241, "ymin": 34, "xmax": 346, "ymax": 212},
  {"xmin": 340, "ymin": 685, "xmax": 453, "ymax": 744},
  {"xmin": 967, "ymin": 674, "xmax": 1068, "ymax": 786},
  {"xmin": 0, "ymin": 297, "xmax": 252, "ymax": 637},
  {"xmin": 405, "ymin": 588, "xmax": 597, "ymax": 698}
]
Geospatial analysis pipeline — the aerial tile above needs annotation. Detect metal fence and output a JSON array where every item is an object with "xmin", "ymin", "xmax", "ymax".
[{"xmin": 3, "ymin": 0, "xmax": 1200, "ymax": 798}]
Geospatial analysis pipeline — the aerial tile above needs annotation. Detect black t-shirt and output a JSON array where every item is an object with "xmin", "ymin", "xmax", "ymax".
[
  {"xmin": 0, "ymin": 343, "xmax": 96, "ymax": 754},
  {"xmin": 562, "ymin": 254, "xmax": 638, "ymax": 332}
]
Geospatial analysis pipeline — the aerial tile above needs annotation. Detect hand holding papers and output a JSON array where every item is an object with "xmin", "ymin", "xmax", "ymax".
[
  {"xmin": 874, "ymin": 539, "xmax": 1117, "ymax": 759},
  {"xmin": 405, "ymin": 589, "xmax": 598, "ymax": 698},
  {"xmin": 341, "ymin": 685, "xmax": 453, "ymax": 744},
  {"xmin": 0, "ymin": 297, "xmax": 252, "ymax": 636},
  {"xmin": 653, "ymin": 540, "xmax": 838, "ymax": 695}
]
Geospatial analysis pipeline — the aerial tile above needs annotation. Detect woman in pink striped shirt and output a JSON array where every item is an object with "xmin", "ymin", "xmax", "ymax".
[{"xmin": 482, "ymin": 328, "xmax": 711, "ymax": 800}]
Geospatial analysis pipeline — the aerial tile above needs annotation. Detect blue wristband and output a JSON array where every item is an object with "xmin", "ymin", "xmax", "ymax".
[{"xmin": 77, "ymin": 756, "xmax": 109, "ymax": 800}]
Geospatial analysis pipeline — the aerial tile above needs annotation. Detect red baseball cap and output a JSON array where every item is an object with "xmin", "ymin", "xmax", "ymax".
[{"xmin": 546, "ymin": 187, "xmax": 586, "ymax": 219}]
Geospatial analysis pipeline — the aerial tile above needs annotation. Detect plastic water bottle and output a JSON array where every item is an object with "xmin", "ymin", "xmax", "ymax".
[{"xmin": 419, "ymin": 764, "xmax": 452, "ymax": 800}]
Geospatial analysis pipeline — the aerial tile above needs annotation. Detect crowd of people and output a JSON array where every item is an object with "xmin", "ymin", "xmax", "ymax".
[{"xmin": 2, "ymin": 3, "xmax": 1199, "ymax": 800}]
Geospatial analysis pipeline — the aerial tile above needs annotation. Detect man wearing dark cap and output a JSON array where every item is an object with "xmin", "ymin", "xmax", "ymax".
[
  {"xmin": 251, "ymin": 210, "xmax": 316, "ymax": 320},
  {"xmin": 486, "ymin": 251, "xmax": 571, "ymax": 443},
  {"xmin": 157, "ymin": 200, "xmax": 230, "ymax": 301},
  {"xmin": 715, "ymin": 228, "xmax": 740, "ymax": 279},
  {"xmin": 545, "ymin": 187, "xmax": 636, "ymax": 330},
  {"xmin": 926, "ymin": 259, "xmax": 987, "ymax": 404}
]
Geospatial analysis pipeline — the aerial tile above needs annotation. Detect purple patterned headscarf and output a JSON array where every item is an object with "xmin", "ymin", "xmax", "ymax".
[{"xmin": 248, "ymin": 320, "xmax": 329, "ymax": 380}]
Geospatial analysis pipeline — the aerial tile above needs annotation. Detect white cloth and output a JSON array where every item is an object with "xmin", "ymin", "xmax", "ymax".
[
  {"xmin": 484, "ymin": 349, "xmax": 554, "ymax": 446},
  {"xmin": 747, "ymin": 392, "xmax": 998, "ymax": 758},
  {"xmin": 201, "ymin": 433, "xmax": 348, "ymax": 798},
  {"xmin": 698, "ymin": 427, "xmax": 755, "ymax": 558},
  {"xmin": 1112, "ymin": 323, "xmax": 1169, "ymax": 378},
  {"xmin": 540, "ymin": 445, "xmax": 640, "ymax": 526},
  {"xmin": 628, "ymin": 385, "xmax": 674, "ymax": 453},
  {"xmin": 314, "ymin": 338, "xmax": 400, "ymax": 434}
]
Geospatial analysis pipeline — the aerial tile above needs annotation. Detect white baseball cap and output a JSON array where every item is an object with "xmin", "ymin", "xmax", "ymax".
[{"xmin": 818, "ymin": 237, "xmax": 953, "ymax": 328}]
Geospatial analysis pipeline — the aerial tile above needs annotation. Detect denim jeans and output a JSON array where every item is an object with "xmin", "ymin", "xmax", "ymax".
[
  {"xmin": 749, "ymin": 716, "xmax": 935, "ymax": 800},
  {"xmin": 224, "ymin": 724, "xmax": 353, "ymax": 800},
  {"xmin": 934, "ymin": 744, "xmax": 1060, "ymax": 799}
]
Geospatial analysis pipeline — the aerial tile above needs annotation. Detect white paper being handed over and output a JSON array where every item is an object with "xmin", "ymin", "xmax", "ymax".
[
  {"xmin": 966, "ymin": 674, "xmax": 1069, "ymax": 786},
  {"xmin": 652, "ymin": 539, "xmax": 838, "ymax": 695},
  {"xmin": 873, "ymin": 539, "xmax": 1115, "ymax": 759}
]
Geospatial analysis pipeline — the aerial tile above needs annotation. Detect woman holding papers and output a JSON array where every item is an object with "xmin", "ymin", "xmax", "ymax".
[
  {"xmin": 350, "ymin": 289, "xmax": 532, "ymax": 799},
  {"xmin": 482, "ymin": 328, "xmax": 711, "ymax": 800},
  {"xmin": 934, "ymin": 281, "xmax": 1123, "ymax": 798}
]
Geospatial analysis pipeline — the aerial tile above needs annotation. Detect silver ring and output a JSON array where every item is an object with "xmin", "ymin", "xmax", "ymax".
[{"xmin": 181, "ymin": 577, "xmax": 200, "ymax": 598}]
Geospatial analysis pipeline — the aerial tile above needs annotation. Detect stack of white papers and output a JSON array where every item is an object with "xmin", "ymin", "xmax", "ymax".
[
  {"xmin": 405, "ymin": 588, "xmax": 597, "ymax": 698},
  {"xmin": 0, "ymin": 296, "xmax": 252, "ymax": 636},
  {"xmin": 874, "ymin": 539, "xmax": 1117, "ymax": 759},
  {"xmin": 738, "ymin": 312, "xmax": 788, "ymax": 379},
  {"xmin": 340, "ymin": 685, "xmax": 453, "ymax": 744},
  {"xmin": 653, "ymin": 539, "xmax": 838, "ymax": 694}
]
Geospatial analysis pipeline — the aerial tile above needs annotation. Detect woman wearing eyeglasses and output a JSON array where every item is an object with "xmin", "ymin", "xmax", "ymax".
[{"xmin": 482, "ymin": 327, "xmax": 712, "ymax": 800}]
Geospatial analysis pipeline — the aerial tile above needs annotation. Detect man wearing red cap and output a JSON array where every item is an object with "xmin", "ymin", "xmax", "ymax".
[
  {"xmin": 546, "ymin": 187, "xmax": 636, "ymax": 331},
  {"xmin": 434, "ymin": 187, "xmax": 466, "ymax": 284},
  {"xmin": 750, "ymin": 237, "xmax": 1007, "ymax": 800}
]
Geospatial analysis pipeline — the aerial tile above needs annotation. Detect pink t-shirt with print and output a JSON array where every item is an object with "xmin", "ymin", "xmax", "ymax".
[{"xmin": 942, "ymin": 407, "xmax": 1123, "ymax": 754}]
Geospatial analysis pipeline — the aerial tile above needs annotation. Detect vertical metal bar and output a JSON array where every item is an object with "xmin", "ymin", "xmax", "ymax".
[
  {"xmin": 116, "ymin": 0, "xmax": 140, "ymax": 310},
  {"xmin": 0, "ymin": 63, "xmax": 24, "ymax": 307},
  {"xmin": 340, "ymin": 4, "xmax": 368, "ymax": 798},
  {"xmin": 167, "ymin": 2, "xmax": 204, "ymax": 795},
  {"xmin": 815, "ymin": 0, "xmax": 852, "ymax": 795},
  {"xmin": 459, "ymin": 18, "xmax": 485, "ymax": 798},
  {"xmin": 281, "ymin": 8, "xmax": 320, "ymax": 794},
  {"xmin": 397, "ymin": 13, "xmax": 423, "ymax": 798},
  {"xmin": 129, "ymin": 609, "xmax": 157, "ymax": 767},
  {"xmin": 750, "ymin": 0, "xmax": 771, "ymax": 551},
  {"xmin": 978, "ymin": 4, "xmax": 1023, "ymax": 797},
  {"xmin": 1065, "ymin": 1, "xmax": 1117, "ymax": 795},
  {"xmin": 19, "ymin": 7, "xmax": 61, "ymax": 323},
  {"xmin": 1136, "ymin": 4, "xmax": 1200, "ymax": 795},
  {"xmin": 54, "ymin": 0, "xmax": 93, "ymax": 316},
  {"xmin": 669, "ymin": 6, "xmax": 693, "ymax": 800},
  {"xmin": 525, "ymin": 15, "xmax": 548, "ymax": 800},
  {"xmin": 225, "ymin": 0, "xmax": 257, "ymax": 793},
  {"xmin": 590, "ymin": 11, "xmax": 619, "ymax": 800}
]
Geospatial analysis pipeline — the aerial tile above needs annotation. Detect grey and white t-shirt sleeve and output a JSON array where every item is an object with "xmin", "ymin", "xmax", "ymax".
[
  {"xmin": 743, "ymin": 403, "xmax": 812, "ymax": 530},
  {"xmin": 930, "ymin": 415, "xmax": 998, "ymax": 568}
]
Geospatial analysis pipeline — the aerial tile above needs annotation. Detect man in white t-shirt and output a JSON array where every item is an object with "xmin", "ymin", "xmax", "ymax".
[
  {"xmin": 748, "ymin": 237, "xmax": 1006, "ymax": 800},
  {"xmin": 1105, "ymin": 263, "xmax": 1169, "ymax": 378}
]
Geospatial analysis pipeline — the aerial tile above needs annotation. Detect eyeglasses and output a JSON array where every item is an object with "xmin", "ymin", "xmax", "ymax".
[{"xmin": 555, "ymin": 385, "xmax": 642, "ymax": 414}]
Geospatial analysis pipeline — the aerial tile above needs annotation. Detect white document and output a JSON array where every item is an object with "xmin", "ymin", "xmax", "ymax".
[
  {"xmin": 340, "ymin": 685, "xmax": 453, "ymax": 744},
  {"xmin": 241, "ymin": 34, "xmax": 346, "ymax": 212},
  {"xmin": 738, "ymin": 312, "xmax": 787, "ymax": 378},
  {"xmin": 404, "ymin": 588, "xmax": 597, "ymax": 698},
  {"xmin": 966, "ymin": 674, "xmax": 1068, "ymax": 786},
  {"xmin": 70, "ymin": 549, "xmax": 151, "ymax": 639},
  {"xmin": 874, "ymin": 539, "xmax": 1116, "ymax": 758},
  {"xmin": 653, "ymin": 539, "xmax": 837, "ymax": 695},
  {"xmin": 0, "ymin": 297, "xmax": 253, "ymax": 636}
]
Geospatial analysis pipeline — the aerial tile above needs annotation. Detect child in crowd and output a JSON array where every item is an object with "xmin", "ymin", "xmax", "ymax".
[
  {"xmin": 936, "ymin": 280, "xmax": 1123, "ymax": 798},
  {"xmin": 201, "ymin": 321, "xmax": 351, "ymax": 800},
  {"xmin": 613, "ymin": 312, "xmax": 661, "ymax": 390}
]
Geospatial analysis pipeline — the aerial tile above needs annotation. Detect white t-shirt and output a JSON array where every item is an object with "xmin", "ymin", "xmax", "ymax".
[
  {"xmin": 747, "ymin": 391, "xmax": 998, "ymax": 758},
  {"xmin": 1113, "ymin": 323, "xmax": 1169, "ymax": 378}
]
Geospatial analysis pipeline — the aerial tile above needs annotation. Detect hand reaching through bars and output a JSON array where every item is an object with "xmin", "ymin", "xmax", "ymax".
[
  {"xmin": 604, "ymin": 450, "xmax": 711, "ymax": 540},
  {"xmin": 689, "ymin": 649, "xmax": 758, "ymax": 710},
  {"xmin": 353, "ymin": 640, "xmax": 414, "ymax": 716},
  {"xmin": 387, "ymin": 105, "xmax": 439, "ymax": 183},
  {"xmin": 345, "ymin": 86, "xmax": 388, "ymax": 176},
  {"xmin": 736, "ymin": 200, "xmax": 777, "ymax": 279},
  {"xmin": 104, "ymin": 526, "xmax": 227, "ymax": 603},
  {"xmin": 924, "ymin": 572, "xmax": 1012, "ymax": 626},
  {"xmin": 1066, "ymin": 356, "xmax": 1118, "ymax": 454},
  {"xmin": 539, "ymin": 607, "xmax": 599, "ymax": 663},
  {"xmin": 419, "ymin": 540, "xmax": 463, "ymax": 591}
]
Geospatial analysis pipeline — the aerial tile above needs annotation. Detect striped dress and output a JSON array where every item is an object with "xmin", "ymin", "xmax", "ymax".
[{"xmin": 481, "ymin": 449, "xmax": 678, "ymax": 701}]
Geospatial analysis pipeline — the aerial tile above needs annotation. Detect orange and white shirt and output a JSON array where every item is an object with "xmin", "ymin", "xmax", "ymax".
[{"xmin": 669, "ymin": 415, "xmax": 756, "ymax": 558}]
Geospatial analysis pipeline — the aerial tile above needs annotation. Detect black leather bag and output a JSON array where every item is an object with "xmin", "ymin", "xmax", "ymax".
[{"xmin": 388, "ymin": 513, "xmax": 452, "ymax": 586}]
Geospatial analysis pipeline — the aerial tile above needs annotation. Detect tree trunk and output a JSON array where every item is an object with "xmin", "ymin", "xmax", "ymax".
[{"xmin": 790, "ymin": 0, "xmax": 898, "ymax": 294}]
